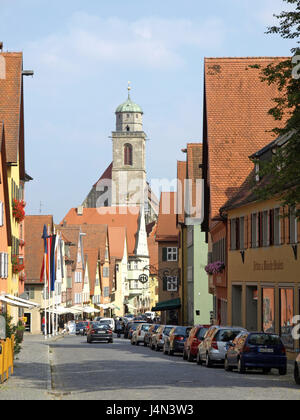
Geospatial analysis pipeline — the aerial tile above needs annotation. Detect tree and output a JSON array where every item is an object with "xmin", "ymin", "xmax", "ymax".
[{"xmin": 252, "ymin": 0, "xmax": 300, "ymax": 216}]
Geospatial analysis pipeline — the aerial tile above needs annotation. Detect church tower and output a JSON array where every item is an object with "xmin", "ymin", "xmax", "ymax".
[{"xmin": 112, "ymin": 84, "xmax": 147, "ymax": 207}]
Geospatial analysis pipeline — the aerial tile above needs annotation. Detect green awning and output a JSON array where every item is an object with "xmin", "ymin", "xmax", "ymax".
[{"xmin": 152, "ymin": 298, "xmax": 181, "ymax": 312}]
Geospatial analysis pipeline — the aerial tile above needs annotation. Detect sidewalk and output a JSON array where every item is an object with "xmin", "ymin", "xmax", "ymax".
[{"xmin": 0, "ymin": 333, "xmax": 60, "ymax": 400}]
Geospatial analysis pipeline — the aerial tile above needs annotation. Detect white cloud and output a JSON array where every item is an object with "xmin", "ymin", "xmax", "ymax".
[{"xmin": 25, "ymin": 12, "xmax": 226, "ymax": 78}]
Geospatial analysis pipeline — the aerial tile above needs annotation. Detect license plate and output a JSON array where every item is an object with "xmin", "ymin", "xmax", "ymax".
[
  {"xmin": 97, "ymin": 331, "xmax": 106, "ymax": 334},
  {"xmin": 259, "ymin": 348, "xmax": 274, "ymax": 353}
]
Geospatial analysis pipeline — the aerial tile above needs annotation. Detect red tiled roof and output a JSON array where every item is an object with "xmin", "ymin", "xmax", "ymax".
[
  {"xmin": 108, "ymin": 226, "xmax": 126, "ymax": 260},
  {"xmin": 0, "ymin": 52, "xmax": 24, "ymax": 165},
  {"xmin": 204, "ymin": 57, "xmax": 287, "ymax": 222},
  {"xmin": 156, "ymin": 192, "xmax": 179, "ymax": 242},
  {"xmin": 61, "ymin": 207, "xmax": 140, "ymax": 256},
  {"xmin": 25, "ymin": 215, "xmax": 54, "ymax": 283}
]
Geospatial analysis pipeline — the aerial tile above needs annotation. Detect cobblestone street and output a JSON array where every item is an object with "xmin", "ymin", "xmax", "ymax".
[{"xmin": 1, "ymin": 334, "xmax": 299, "ymax": 401}]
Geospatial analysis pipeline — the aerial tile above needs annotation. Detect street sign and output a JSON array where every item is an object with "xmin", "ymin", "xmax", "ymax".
[
  {"xmin": 138, "ymin": 274, "xmax": 148, "ymax": 284},
  {"xmin": 0, "ymin": 315, "xmax": 6, "ymax": 340}
]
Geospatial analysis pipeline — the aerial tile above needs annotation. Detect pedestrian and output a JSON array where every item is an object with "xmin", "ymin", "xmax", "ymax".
[
  {"xmin": 41, "ymin": 316, "xmax": 45, "ymax": 334},
  {"xmin": 116, "ymin": 319, "xmax": 122, "ymax": 338}
]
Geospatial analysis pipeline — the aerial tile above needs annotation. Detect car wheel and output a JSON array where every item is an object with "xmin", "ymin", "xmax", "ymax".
[
  {"xmin": 205, "ymin": 353, "xmax": 212, "ymax": 368},
  {"xmin": 263, "ymin": 368, "xmax": 271, "ymax": 374},
  {"xmin": 183, "ymin": 350, "xmax": 188, "ymax": 361},
  {"xmin": 279, "ymin": 367, "xmax": 287, "ymax": 376},
  {"xmin": 144, "ymin": 342, "xmax": 147, "ymax": 347},
  {"xmin": 187, "ymin": 351, "xmax": 194, "ymax": 362},
  {"xmin": 87, "ymin": 339, "xmax": 92, "ymax": 344},
  {"xmin": 155, "ymin": 344, "xmax": 160, "ymax": 352},
  {"xmin": 136, "ymin": 341, "xmax": 140, "ymax": 346},
  {"xmin": 294, "ymin": 364, "xmax": 300, "ymax": 385},
  {"xmin": 168, "ymin": 347, "xmax": 174, "ymax": 356},
  {"xmin": 163, "ymin": 345, "xmax": 168, "ymax": 355},
  {"xmin": 151, "ymin": 343, "xmax": 155, "ymax": 350},
  {"xmin": 238, "ymin": 358, "xmax": 246, "ymax": 374},
  {"xmin": 196, "ymin": 352, "xmax": 202, "ymax": 366},
  {"xmin": 224, "ymin": 357, "xmax": 233, "ymax": 372}
]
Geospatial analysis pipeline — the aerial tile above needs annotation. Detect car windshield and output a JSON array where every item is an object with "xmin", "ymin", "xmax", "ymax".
[
  {"xmin": 196, "ymin": 327, "xmax": 208, "ymax": 340},
  {"xmin": 248, "ymin": 334, "xmax": 282, "ymax": 346},
  {"xmin": 95, "ymin": 324, "xmax": 110, "ymax": 330},
  {"xmin": 91, "ymin": 322, "xmax": 101, "ymax": 328},
  {"xmin": 164, "ymin": 327, "xmax": 173, "ymax": 336},
  {"xmin": 100, "ymin": 320, "xmax": 111, "ymax": 324},
  {"xmin": 215, "ymin": 329, "xmax": 242, "ymax": 342},
  {"xmin": 174, "ymin": 327, "xmax": 189, "ymax": 335},
  {"xmin": 142, "ymin": 325, "xmax": 151, "ymax": 331}
]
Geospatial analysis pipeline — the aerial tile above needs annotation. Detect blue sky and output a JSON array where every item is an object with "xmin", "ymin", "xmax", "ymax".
[{"xmin": 1, "ymin": 0, "xmax": 295, "ymax": 222}]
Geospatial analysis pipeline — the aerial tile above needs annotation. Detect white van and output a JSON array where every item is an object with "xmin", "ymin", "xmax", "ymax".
[{"xmin": 144, "ymin": 312, "xmax": 156, "ymax": 320}]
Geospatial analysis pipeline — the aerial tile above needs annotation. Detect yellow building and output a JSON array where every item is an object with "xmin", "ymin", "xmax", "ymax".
[
  {"xmin": 0, "ymin": 51, "xmax": 31, "ymax": 324},
  {"xmin": 222, "ymin": 137, "xmax": 300, "ymax": 359}
]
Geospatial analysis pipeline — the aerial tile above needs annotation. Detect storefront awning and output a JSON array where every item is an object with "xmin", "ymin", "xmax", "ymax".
[
  {"xmin": 5, "ymin": 294, "xmax": 40, "ymax": 308},
  {"xmin": 0, "ymin": 295, "xmax": 34, "ymax": 309},
  {"xmin": 152, "ymin": 298, "xmax": 181, "ymax": 312}
]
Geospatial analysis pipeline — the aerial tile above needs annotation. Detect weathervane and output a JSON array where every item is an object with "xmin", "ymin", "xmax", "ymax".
[{"xmin": 128, "ymin": 81, "xmax": 131, "ymax": 98}]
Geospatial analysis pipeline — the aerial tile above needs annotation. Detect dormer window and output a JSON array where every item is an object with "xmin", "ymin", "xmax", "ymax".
[
  {"xmin": 124, "ymin": 143, "xmax": 133, "ymax": 165},
  {"xmin": 126, "ymin": 125, "xmax": 130, "ymax": 132}
]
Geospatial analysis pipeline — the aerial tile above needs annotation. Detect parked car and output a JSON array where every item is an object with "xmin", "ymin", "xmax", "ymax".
[
  {"xmin": 294, "ymin": 353, "xmax": 300, "ymax": 385},
  {"xmin": 87, "ymin": 322, "xmax": 113, "ymax": 344},
  {"xmin": 124, "ymin": 321, "xmax": 144, "ymax": 339},
  {"xmin": 183, "ymin": 325, "xmax": 210, "ymax": 362},
  {"xmin": 128, "ymin": 322, "xmax": 146, "ymax": 340},
  {"xmin": 197, "ymin": 325, "xmax": 246, "ymax": 367},
  {"xmin": 76, "ymin": 321, "xmax": 87, "ymax": 335},
  {"xmin": 225, "ymin": 332, "xmax": 287, "ymax": 375},
  {"xmin": 131, "ymin": 323, "xmax": 152, "ymax": 345},
  {"xmin": 145, "ymin": 324, "xmax": 160, "ymax": 347},
  {"xmin": 151, "ymin": 325, "xmax": 175, "ymax": 351},
  {"xmin": 144, "ymin": 311, "xmax": 156, "ymax": 321},
  {"xmin": 163, "ymin": 326, "xmax": 192, "ymax": 356}
]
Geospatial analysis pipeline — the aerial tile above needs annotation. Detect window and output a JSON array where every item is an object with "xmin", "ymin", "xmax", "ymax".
[
  {"xmin": 280, "ymin": 288, "xmax": 294, "ymax": 349},
  {"xmin": 262, "ymin": 211, "xmax": 269, "ymax": 247},
  {"xmin": 0, "ymin": 253, "xmax": 8, "ymax": 278},
  {"xmin": 103, "ymin": 287, "xmax": 110, "ymax": 297},
  {"xmin": 103, "ymin": 267, "xmax": 109, "ymax": 278},
  {"xmin": 167, "ymin": 277, "xmax": 178, "ymax": 292},
  {"xmin": 162, "ymin": 247, "xmax": 178, "ymax": 262},
  {"xmin": 230, "ymin": 219, "xmax": 237, "ymax": 250},
  {"xmin": 289, "ymin": 207, "xmax": 298, "ymax": 244},
  {"xmin": 262, "ymin": 288, "xmax": 275, "ymax": 333},
  {"xmin": 105, "ymin": 249, "xmax": 109, "ymax": 260},
  {"xmin": 251, "ymin": 213, "xmax": 259, "ymax": 248},
  {"xmin": 75, "ymin": 271, "xmax": 82, "ymax": 283},
  {"xmin": 124, "ymin": 143, "xmax": 133, "ymax": 165},
  {"xmin": 274, "ymin": 208, "xmax": 281, "ymax": 245}
]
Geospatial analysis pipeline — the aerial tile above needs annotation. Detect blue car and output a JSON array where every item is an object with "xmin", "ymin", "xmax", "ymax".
[{"xmin": 225, "ymin": 332, "xmax": 287, "ymax": 375}]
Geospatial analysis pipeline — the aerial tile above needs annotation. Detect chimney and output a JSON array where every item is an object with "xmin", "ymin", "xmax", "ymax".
[
  {"xmin": 77, "ymin": 206, "xmax": 83, "ymax": 216},
  {"xmin": 0, "ymin": 43, "xmax": 3, "ymax": 52}
]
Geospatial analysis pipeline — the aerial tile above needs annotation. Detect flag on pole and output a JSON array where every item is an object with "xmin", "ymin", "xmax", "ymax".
[{"xmin": 40, "ymin": 225, "xmax": 49, "ymax": 283}]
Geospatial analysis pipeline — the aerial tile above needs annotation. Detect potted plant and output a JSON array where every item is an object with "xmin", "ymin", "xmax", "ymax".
[
  {"xmin": 16, "ymin": 320, "xmax": 25, "ymax": 343},
  {"xmin": 12, "ymin": 199, "xmax": 26, "ymax": 223},
  {"xmin": 204, "ymin": 261, "xmax": 225, "ymax": 275}
]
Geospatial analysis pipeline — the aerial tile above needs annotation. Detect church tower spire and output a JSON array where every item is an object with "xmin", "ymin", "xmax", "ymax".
[{"xmin": 112, "ymin": 85, "xmax": 146, "ymax": 207}]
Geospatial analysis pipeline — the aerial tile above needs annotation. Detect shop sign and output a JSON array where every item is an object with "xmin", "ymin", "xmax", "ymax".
[{"xmin": 253, "ymin": 260, "xmax": 284, "ymax": 271}]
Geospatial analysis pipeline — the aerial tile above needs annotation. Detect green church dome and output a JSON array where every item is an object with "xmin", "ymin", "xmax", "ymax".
[
  {"xmin": 116, "ymin": 84, "xmax": 143, "ymax": 114},
  {"xmin": 115, "ymin": 96, "xmax": 143, "ymax": 114}
]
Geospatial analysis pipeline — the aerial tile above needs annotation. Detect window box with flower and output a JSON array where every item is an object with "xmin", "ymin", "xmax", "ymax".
[
  {"xmin": 204, "ymin": 261, "xmax": 225, "ymax": 275},
  {"xmin": 12, "ymin": 199, "xmax": 26, "ymax": 223},
  {"xmin": 11, "ymin": 255, "xmax": 25, "ymax": 275}
]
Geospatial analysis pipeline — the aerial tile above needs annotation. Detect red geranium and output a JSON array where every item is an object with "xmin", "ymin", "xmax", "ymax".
[{"xmin": 12, "ymin": 199, "xmax": 26, "ymax": 223}]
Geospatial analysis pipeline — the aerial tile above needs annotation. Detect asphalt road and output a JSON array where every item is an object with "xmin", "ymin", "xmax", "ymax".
[{"xmin": 48, "ymin": 334, "xmax": 300, "ymax": 400}]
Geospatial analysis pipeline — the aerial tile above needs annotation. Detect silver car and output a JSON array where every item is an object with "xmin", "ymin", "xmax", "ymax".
[
  {"xmin": 131, "ymin": 323, "xmax": 152, "ymax": 346},
  {"xmin": 151, "ymin": 325, "xmax": 175, "ymax": 351},
  {"xmin": 197, "ymin": 326, "xmax": 247, "ymax": 367}
]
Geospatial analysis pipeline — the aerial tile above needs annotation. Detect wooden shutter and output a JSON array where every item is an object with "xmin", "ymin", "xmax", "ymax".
[
  {"xmin": 280, "ymin": 207, "xmax": 286, "ymax": 245},
  {"xmin": 163, "ymin": 277, "xmax": 168, "ymax": 291},
  {"xmin": 258, "ymin": 212, "xmax": 263, "ymax": 247},
  {"xmin": 162, "ymin": 248, "xmax": 168, "ymax": 262},
  {"xmin": 269, "ymin": 209, "xmax": 274, "ymax": 246}
]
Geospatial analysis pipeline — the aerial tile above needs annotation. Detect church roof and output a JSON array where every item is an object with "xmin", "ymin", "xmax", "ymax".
[{"xmin": 115, "ymin": 94, "xmax": 143, "ymax": 114}]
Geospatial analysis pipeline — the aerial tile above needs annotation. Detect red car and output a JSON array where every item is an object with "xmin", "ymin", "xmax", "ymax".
[{"xmin": 183, "ymin": 325, "xmax": 210, "ymax": 362}]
